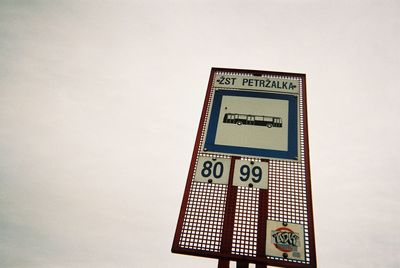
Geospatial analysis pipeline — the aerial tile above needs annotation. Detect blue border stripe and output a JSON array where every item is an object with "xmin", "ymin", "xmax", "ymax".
[{"xmin": 205, "ymin": 90, "xmax": 298, "ymax": 160}]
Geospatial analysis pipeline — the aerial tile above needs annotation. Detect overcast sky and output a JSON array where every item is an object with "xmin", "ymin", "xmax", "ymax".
[{"xmin": 0, "ymin": 1, "xmax": 399, "ymax": 267}]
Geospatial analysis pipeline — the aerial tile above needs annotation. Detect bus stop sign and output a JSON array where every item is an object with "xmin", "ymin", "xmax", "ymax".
[{"xmin": 172, "ymin": 68, "xmax": 317, "ymax": 268}]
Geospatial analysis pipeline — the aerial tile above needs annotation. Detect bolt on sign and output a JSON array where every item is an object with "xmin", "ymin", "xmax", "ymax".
[{"xmin": 172, "ymin": 68, "xmax": 317, "ymax": 268}]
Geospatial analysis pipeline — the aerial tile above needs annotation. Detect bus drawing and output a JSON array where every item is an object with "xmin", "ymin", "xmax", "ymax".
[{"xmin": 223, "ymin": 113, "xmax": 283, "ymax": 128}]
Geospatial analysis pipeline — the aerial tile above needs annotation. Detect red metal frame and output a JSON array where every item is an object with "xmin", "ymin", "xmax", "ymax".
[{"xmin": 172, "ymin": 68, "xmax": 317, "ymax": 268}]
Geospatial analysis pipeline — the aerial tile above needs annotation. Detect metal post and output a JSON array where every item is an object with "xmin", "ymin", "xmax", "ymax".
[
  {"xmin": 236, "ymin": 261, "xmax": 249, "ymax": 268},
  {"xmin": 218, "ymin": 259, "xmax": 229, "ymax": 268}
]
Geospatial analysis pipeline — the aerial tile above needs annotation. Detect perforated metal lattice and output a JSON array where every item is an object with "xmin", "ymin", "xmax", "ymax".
[
  {"xmin": 232, "ymin": 187, "xmax": 259, "ymax": 257},
  {"xmin": 172, "ymin": 68, "xmax": 316, "ymax": 268},
  {"xmin": 179, "ymin": 182, "xmax": 227, "ymax": 252},
  {"xmin": 265, "ymin": 78, "xmax": 311, "ymax": 265}
]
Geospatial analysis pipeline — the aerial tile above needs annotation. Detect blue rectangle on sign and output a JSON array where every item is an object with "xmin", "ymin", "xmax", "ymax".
[{"xmin": 204, "ymin": 90, "xmax": 298, "ymax": 160}]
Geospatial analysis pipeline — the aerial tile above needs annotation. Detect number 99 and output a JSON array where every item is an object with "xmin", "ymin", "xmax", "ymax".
[{"xmin": 239, "ymin": 165, "xmax": 262, "ymax": 183}]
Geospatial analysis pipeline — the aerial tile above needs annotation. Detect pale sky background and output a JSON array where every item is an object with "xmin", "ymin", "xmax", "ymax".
[{"xmin": 0, "ymin": 1, "xmax": 399, "ymax": 267}]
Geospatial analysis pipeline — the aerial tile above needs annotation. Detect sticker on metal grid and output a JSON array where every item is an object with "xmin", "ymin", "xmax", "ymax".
[{"xmin": 266, "ymin": 220, "xmax": 306, "ymax": 261}]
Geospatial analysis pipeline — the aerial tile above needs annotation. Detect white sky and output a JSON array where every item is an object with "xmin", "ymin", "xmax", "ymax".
[{"xmin": 0, "ymin": 1, "xmax": 399, "ymax": 267}]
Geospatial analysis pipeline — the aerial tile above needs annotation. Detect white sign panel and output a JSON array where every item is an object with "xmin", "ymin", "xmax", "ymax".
[
  {"xmin": 204, "ymin": 89, "xmax": 299, "ymax": 160},
  {"xmin": 214, "ymin": 74, "xmax": 300, "ymax": 94},
  {"xmin": 232, "ymin": 160, "xmax": 268, "ymax": 189},
  {"xmin": 215, "ymin": 95, "xmax": 289, "ymax": 152},
  {"xmin": 193, "ymin": 156, "xmax": 231, "ymax": 185}
]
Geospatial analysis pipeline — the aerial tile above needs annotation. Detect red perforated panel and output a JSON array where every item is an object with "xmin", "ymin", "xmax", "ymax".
[
  {"xmin": 172, "ymin": 68, "xmax": 316, "ymax": 268},
  {"xmin": 232, "ymin": 187, "xmax": 259, "ymax": 257},
  {"xmin": 179, "ymin": 182, "xmax": 227, "ymax": 252}
]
